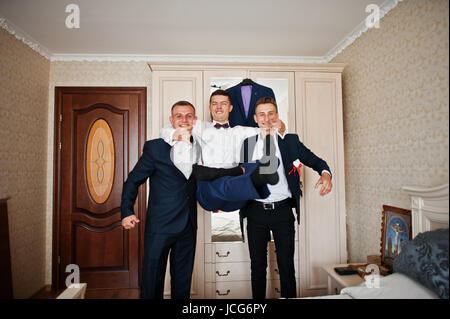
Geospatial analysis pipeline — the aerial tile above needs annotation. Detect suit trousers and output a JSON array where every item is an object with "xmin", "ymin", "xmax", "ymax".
[
  {"xmin": 196, "ymin": 161, "xmax": 269, "ymax": 212},
  {"xmin": 140, "ymin": 221, "xmax": 196, "ymax": 299},
  {"xmin": 246, "ymin": 200, "xmax": 297, "ymax": 299}
]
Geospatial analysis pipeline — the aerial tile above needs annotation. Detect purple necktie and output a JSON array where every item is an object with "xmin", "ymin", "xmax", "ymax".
[{"xmin": 241, "ymin": 85, "xmax": 252, "ymax": 117}]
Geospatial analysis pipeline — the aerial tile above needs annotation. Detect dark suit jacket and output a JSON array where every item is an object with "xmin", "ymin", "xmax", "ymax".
[
  {"xmin": 240, "ymin": 134, "xmax": 331, "ymax": 225},
  {"xmin": 226, "ymin": 82, "xmax": 276, "ymax": 127},
  {"xmin": 121, "ymin": 138, "xmax": 197, "ymax": 234}
]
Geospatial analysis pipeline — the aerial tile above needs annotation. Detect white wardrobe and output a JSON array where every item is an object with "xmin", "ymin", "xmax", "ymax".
[{"xmin": 149, "ymin": 62, "xmax": 347, "ymax": 298}]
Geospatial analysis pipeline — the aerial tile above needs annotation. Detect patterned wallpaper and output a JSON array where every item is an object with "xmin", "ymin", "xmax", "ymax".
[
  {"xmin": 331, "ymin": 0, "xmax": 449, "ymax": 262},
  {"xmin": 0, "ymin": 28, "xmax": 50, "ymax": 298}
]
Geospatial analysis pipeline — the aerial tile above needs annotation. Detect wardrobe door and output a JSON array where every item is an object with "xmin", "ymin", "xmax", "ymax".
[
  {"xmin": 295, "ymin": 72, "xmax": 347, "ymax": 297},
  {"xmin": 151, "ymin": 70, "xmax": 204, "ymax": 138},
  {"xmin": 151, "ymin": 70, "xmax": 205, "ymax": 298}
]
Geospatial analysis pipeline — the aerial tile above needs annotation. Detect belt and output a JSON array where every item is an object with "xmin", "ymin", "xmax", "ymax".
[{"xmin": 251, "ymin": 198, "xmax": 293, "ymax": 211}]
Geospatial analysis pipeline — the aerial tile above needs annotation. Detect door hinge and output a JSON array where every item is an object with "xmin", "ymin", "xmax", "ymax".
[
  {"xmin": 58, "ymin": 256, "xmax": 61, "ymax": 264},
  {"xmin": 59, "ymin": 142, "xmax": 62, "ymax": 150},
  {"xmin": 59, "ymin": 114, "xmax": 62, "ymax": 122}
]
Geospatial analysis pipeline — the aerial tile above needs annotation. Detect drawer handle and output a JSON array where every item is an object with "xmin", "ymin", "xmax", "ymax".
[
  {"xmin": 274, "ymin": 268, "xmax": 279, "ymax": 274},
  {"xmin": 275, "ymin": 288, "xmax": 281, "ymax": 294},
  {"xmin": 216, "ymin": 289, "xmax": 231, "ymax": 296},
  {"xmin": 216, "ymin": 270, "xmax": 230, "ymax": 277},
  {"xmin": 216, "ymin": 251, "xmax": 230, "ymax": 258}
]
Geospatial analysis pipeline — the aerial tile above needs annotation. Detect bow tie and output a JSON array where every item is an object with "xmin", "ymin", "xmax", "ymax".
[{"xmin": 214, "ymin": 123, "xmax": 230, "ymax": 129}]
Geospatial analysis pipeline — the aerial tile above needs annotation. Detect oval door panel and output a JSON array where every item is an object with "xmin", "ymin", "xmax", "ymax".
[{"xmin": 86, "ymin": 119, "xmax": 115, "ymax": 204}]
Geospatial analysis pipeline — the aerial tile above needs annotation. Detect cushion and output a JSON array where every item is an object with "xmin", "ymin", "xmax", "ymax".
[{"xmin": 393, "ymin": 228, "xmax": 449, "ymax": 299}]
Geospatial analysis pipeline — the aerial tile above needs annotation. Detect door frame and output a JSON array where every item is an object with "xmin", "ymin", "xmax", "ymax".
[{"xmin": 52, "ymin": 86, "xmax": 147, "ymax": 291}]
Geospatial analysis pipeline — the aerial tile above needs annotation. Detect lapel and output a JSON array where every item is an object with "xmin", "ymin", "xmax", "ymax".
[
  {"xmin": 164, "ymin": 141, "xmax": 188, "ymax": 181},
  {"xmin": 234, "ymin": 84, "xmax": 247, "ymax": 121},
  {"xmin": 277, "ymin": 135, "xmax": 291, "ymax": 178},
  {"xmin": 247, "ymin": 83, "xmax": 260, "ymax": 120},
  {"xmin": 277, "ymin": 136, "xmax": 302, "ymax": 196}
]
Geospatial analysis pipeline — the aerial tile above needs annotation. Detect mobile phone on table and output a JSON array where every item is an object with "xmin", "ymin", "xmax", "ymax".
[{"xmin": 334, "ymin": 266, "xmax": 358, "ymax": 276}]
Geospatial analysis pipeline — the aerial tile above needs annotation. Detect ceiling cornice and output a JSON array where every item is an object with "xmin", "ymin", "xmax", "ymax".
[
  {"xmin": 1, "ymin": 0, "xmax": 403, "ymax": 64},
  {"xmin": 49, "ymin": 53, "xmax": 328, "ymax": 64},
  {"xmin": 325, "ymin": 0, "xmax": 404, "ymax": 60},
  {"xmin": 0, "ymin": 16, "xmax": 52, "ymax": 59}
]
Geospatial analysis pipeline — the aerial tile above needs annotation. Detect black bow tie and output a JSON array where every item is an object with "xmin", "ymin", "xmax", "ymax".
[{"xmin": 214, "ymin": 123, "xmax": 230, "ymax": 129}]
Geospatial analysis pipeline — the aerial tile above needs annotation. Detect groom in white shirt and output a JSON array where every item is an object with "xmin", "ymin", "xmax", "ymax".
[{"xmin": 161, "ymin": 90, "xmax": 285, "ymax": 212}]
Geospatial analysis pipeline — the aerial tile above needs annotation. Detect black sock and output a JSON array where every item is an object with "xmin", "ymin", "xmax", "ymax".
[
  {"xmin": 193, "ymin": 164, "xmax": 243, "ymax": 181},
  {"xmin": 250, "ymin": 159, "xmax": 279, "ymax": 188}
]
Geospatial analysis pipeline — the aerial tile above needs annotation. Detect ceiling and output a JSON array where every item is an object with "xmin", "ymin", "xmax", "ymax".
[{"xmin": 0, "ymin": 0, "xmax": 387, "ymax": 59}]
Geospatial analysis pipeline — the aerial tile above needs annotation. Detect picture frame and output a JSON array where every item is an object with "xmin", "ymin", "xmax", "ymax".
[{"xmin": 380, "ymin": 205, "xmax": 412, "ymax": 270}]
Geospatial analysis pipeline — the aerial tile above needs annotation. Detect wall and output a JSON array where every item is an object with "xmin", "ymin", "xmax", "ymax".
[
  {"xmin": 45, "ymin": 61, "xmax": 152, "ymax": 284},
  {"xmin": 0, "ymin": 28, "xmax": 50, "ymax": 298},
  {"xmin": 331, "ymin": 0, "xmax": 449, "ymax": 262}
]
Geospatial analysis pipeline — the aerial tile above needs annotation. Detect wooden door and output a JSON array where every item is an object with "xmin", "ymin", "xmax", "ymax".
[{"xmin": 53, "ymin": 87, "xmax": 146, "ymax": 290}]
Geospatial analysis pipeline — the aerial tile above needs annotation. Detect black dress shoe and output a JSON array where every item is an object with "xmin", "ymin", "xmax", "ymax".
[{"xmin": 250, "ymin": 157, "xmax": 279, "ymax": 188}]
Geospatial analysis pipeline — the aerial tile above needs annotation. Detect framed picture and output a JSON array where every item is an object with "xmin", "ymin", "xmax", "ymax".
[{"xmin": 380, "ymin": 205, "xmax": 412, "ymax": 269}]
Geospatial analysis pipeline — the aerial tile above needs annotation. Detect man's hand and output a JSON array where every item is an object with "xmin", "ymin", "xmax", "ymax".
[
  {"xmin": 314, "ymin": 173, "xmax": 332, "ymax": 196},
  {"xmin": 173, "ymin": 127, "xmax": 193, "ymax": 145},
  {"xmin": 122, "ymin": 215, "xmax": 140, "ymax": 229},
  {"xmin": 259, "ymin": 127, "xmax": 270, "ymax": 139},
  {"xmin": 271, "ymin": 119, "xmax": 286, "ymax": 136}
]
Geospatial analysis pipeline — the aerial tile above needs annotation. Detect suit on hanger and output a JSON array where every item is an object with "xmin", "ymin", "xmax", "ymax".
[
  {"xmin": 226, "ymin": 82, "xmax": 276, "ymax": 127},
  {"xmin": 121, "ymin": 138, "xmax": 198, "ymax": 299}
]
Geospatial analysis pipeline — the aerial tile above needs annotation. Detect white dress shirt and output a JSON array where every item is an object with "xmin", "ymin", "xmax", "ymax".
[
  {"xmin": 252, "ymin": 136, "xmax": 292, "ymax": 203},
  {"xmin": 197, "ymin": 121, "xmax": 260, "ymax": 168},
  {"xmin": 161, "ymin": 121, "xmax": 281, "ymax": 169},
  {"xmin": 170, "ymin": 139, "xmax": 201, "ymax": 179}
]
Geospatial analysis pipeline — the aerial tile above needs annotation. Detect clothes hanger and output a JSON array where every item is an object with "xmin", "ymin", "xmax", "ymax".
[{"xmin": 240, "ymin": 78, "xmax": 254, "ymax": 86}]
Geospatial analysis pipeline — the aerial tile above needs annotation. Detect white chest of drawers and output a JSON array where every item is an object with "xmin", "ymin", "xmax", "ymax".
[{"xmin": 204, "ymin": 241, "xmax": 299, "ymax": 298}]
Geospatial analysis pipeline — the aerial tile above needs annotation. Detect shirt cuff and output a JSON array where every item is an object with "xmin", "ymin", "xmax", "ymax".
[
  {"xmin": 321, "ymin": 170, "xmax": 332, "ymax": 178},
  {"xmin": 168, "ymin": 131, "xmax": 177, "ymax": 146}
]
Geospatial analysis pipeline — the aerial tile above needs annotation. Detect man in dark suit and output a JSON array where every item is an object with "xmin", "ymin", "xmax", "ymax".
[
  {"xmin": 240, "ymin": 97, "xmax": 333, "ymax": 299},
  {"xmin": 121, "ymin": 101, "xmax": 198, "ymax": 299},
  {"xmin": 226, "ymin": 81, "xmax": 276, "ymax": 127}
]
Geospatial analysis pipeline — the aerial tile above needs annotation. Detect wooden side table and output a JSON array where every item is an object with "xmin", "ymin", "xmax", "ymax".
[{"xmin": 322, "ymin": 263, "xmax": 365, "ymax": 295}]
